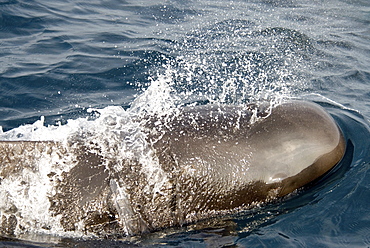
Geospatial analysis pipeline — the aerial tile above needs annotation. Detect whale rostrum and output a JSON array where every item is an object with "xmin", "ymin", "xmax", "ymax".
[{"xmin": 0, "ymin": 101, "xmax": 345, "ymax": 237}]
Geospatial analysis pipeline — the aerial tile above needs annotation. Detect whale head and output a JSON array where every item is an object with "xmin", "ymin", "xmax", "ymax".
[{"xmin": 150, "ymin": 101, "xmax": 345, "ymax": 212}]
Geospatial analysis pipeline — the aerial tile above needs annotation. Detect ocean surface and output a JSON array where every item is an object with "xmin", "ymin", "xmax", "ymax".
[{"xmin": 0, "ymin": 0, "xmax": 370, "ymax": 247}]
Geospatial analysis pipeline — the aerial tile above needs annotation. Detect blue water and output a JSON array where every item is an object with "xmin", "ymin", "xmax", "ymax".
[{"xmin": 1, "ymin": 0, "xmax": 370, "ymax": 247}]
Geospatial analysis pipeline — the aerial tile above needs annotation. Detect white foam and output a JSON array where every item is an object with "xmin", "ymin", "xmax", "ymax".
[
  {"xmin": 0, "ymin": 144, "xmax": 78, "ymax": 237},
  {"xmin": 0, "ymin": 77, "xmax": 179, "ymax": 238}
]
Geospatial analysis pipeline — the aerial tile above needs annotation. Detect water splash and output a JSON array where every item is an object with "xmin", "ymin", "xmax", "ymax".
[{"xmin": 148, "ymin": 20, "xmax": 312, "ymax": 107}]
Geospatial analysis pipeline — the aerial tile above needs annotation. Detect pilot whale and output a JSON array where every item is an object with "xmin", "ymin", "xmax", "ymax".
[{"xmin": 0, "ymin": 101, "xmax": 345, "ymax": 237}]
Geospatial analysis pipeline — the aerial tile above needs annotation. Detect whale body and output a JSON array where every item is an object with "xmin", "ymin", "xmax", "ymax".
[{"xmin": 0, "ymin": 101, "xmax": 345, "ymax": 237}]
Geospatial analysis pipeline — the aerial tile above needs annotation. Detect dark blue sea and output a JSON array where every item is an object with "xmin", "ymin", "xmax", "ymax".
[{"xmin": 1, "ymin": 0, "xmax": 370, "ymax": 247}]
